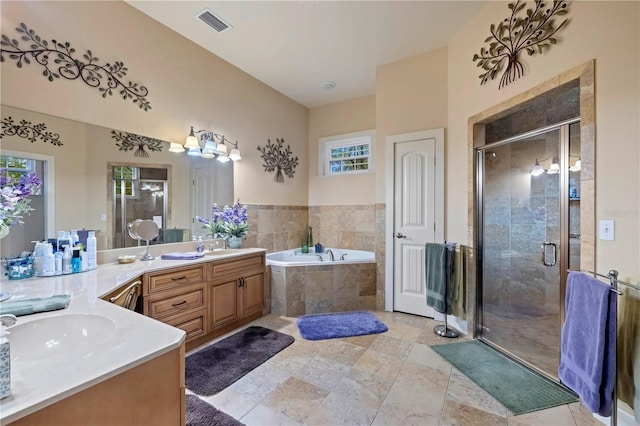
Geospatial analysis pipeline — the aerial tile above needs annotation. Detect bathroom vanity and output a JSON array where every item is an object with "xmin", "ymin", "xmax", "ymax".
[{"xmin": 0, "ymin": 247, "xmax": 268, "ymax": 425}]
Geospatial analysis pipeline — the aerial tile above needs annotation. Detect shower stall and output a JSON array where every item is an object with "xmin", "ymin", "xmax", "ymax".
[{"xmin": 476, "ymin": 119, "xmax": 581, "ymax": 379}]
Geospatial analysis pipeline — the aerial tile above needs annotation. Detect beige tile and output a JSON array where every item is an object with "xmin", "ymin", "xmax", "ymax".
[
  {"xmin": 441, "ymin": 399, "xmax": 508, "ymax": 426},
  {"xmin": 340, "ymin": 333, "xmax": 379, "ymax": 348},
  {"xmin": 507, "ymin": 403, "xmax": 576, "ymax": 426},
  {"xmin": 369, "ymin": 335, "xmax": 414, "ymax": 359},
  {"xmin": 202, "ymin": 387, "xmax": 258, "ymax": 420},
  {"xmin": 405, "ymin": 343, "xmax": 453, "ymax": 375},
  {"xmin": 240, "ymin": 403, "xmax": 302, "ymax": 426},
  {"xmin": 348, "ymin": 367, "xmax": 395, "ymax": 401},
  {"xmin": 351, "ymin": 348, "xmax": 405, "ymax": 384},
  {"xmin": 383, "ymin": 319, "xmax": 422, "ymax": 342},
  {"xmin": 568, "ymin": 401, "xmax": 602, "ymax": 426},
  {"xmin": 262, "ymin": 377, "xmax": 329, "ymax": 422},
  {"xmin": 258, "ymin": 210, "xmax": 275, "ymax": 233},
  {"xmin": 293, "ymin": 355, "xmax": 351, "ymax": 392},
  {"xmin": 229, "ymin": 362, "xmax": 292, "ymax": 402},
  {"xmin": 371, "ymin": 410, "xmax": 407, "ymax": 426},
  {"xmin": 305, "ymin": 384, "xmax": 379, "ymax": 426},
  {"xmin": 314, "ymin": 339, "xmax": 367, "ymax": 367},
  {"xmin": 378, "ymin": 377, "xmax": 446, "ymax": 426},
  {"xmin": 446, "ymin": 369, "xmax": 507, "ymax": 417}
]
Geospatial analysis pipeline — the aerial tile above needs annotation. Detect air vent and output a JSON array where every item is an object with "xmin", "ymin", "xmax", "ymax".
[{"xmin": 196, "ymin": 8, "xmax": 232, "ymax": 33}]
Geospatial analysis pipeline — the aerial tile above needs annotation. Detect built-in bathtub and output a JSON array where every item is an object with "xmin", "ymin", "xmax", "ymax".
[{"xmin": 266, "ymin": 249, "xmax": 377, "ymax": 316}]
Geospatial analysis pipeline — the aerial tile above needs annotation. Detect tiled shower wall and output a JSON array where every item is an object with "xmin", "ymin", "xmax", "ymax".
[{"xmin": 244, "ymin": 203, "xmax": 387, "ymax": 310}]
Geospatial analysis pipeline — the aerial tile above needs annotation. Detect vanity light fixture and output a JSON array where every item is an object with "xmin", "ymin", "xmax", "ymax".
[
  {"xmin": 177, "ymin": 126, "xmax": 241, "ymax": 161},
  {"xmin": 168, "ymin": 142, "xmax": 185, "ymax": 153},
  {"xmin": 531, "ymin": 156, "xmax": 560, "ymax": 176}
]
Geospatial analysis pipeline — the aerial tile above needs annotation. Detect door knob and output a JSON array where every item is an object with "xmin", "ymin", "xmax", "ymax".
[{"xmin": 395, "ymin": 233, "xmax": 407, "ymax": 239}]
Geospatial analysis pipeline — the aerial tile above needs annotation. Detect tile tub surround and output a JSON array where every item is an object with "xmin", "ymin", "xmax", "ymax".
[
  {"xmin": 309, "ymin": 205, "xmax": 376, "ymax": 252},
  {"xmin": 243, "ymin": 204, "xmax": 309, "ymax": 252},
  {"xmin": 270, "ymin": 263, "xmax": 377, "ymax": 316}
]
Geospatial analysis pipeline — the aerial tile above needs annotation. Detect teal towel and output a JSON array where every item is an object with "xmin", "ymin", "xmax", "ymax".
[
  {"xmin": 0, "ymin": 294, "xmax": 71, "ymax": 316},
  {"xmin": 425, "ymin": 242, "xmax": 449, "ymax": 314}
]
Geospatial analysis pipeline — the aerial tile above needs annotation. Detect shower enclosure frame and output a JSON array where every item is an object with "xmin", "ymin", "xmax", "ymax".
[{"xmin": 474, "ymin": 117, "xmax": 579, "ymax": 380}]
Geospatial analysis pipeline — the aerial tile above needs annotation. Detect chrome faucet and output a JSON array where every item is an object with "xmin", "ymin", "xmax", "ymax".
[
  {"xmin": 326, "ymin": 249, "xmax": 335, "ymax": 261},
  {"xmin": 0, "ymin": 314, "xmax": 17, "ymax": 327},
  {"xmin": 316, "ymin": 254, "xmax": 324, "ymax": 261},
  {"xmin": 340, "ymin": 253, "xmax": 348, "ymax": 261}
]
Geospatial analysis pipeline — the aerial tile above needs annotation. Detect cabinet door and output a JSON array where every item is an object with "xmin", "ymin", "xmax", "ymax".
[
  {"xmin": 210, "ymin": 279, "xmax": 239, "ymax": 330},
  {"xmin": 240, "ymin": 272, "xmax": 265, "ymax": 318}
]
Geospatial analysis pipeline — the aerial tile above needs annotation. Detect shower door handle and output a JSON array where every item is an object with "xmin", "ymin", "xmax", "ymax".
[{"xmin": 540, "ymin": 242, "xmax": 557, "ymax": 267}]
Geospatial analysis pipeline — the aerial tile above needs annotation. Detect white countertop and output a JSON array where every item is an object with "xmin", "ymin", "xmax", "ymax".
[{"xmin": 0, "ymin": 247, "xmax": 266, "ymax": 424}]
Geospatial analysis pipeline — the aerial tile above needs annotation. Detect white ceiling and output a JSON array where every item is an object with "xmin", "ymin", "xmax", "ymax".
[{"xmin": 127, "ymin": 1, "xmax": 488, "ymax": 109}]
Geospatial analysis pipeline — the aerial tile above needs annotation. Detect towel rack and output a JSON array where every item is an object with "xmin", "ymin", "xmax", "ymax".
[{"xmin": 566, "ymin": 269, "xmax": 640, "ymax": 426}]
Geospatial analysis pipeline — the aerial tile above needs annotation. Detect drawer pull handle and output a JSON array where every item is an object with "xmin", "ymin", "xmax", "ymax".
[
  {"xmin": 171, "ymin": 276, "xmax": 188, "ymax": 281},
  {"xmin": 172, "ymin": 300, "xmax": 188, "ymax": 307}
]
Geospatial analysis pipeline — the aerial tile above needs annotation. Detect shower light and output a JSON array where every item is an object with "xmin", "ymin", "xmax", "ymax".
[
  {"xmin": 569, "ymin": 159, "xmax": 581, "ymax": 172},
  {"xmin": 547, "ymin": 157, "xmax": 560, "ymax": 174},
  {"xmin": 531, "ymin": 160, "xmax": 545, "ymax": 176}
]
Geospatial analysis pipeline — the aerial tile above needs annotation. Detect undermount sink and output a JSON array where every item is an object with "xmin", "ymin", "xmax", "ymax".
[{"xmin": 7, "ymin": 314, "xmax": 117, "ymax": 362}]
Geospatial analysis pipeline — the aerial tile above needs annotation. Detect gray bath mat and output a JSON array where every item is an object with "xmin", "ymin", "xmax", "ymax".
[
  {"xmin": 185, "ymin": 326, "xmax": 294, "ymax": 396},
  {"xmin": 186, "ymin": 394, "xmax": 244, "ymax": 426}
]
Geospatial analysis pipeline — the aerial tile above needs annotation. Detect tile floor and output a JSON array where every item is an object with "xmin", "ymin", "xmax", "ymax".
[{"xmin": 186, "ymin": 311, "xmax": 603, "ymax": 426}]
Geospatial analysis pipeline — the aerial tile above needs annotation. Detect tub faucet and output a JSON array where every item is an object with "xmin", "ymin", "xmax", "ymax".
[
  {"xmin": 316, "ymin": 254, "xmax": 324, "ymax": 261},
  {"xmin": 0, "ymin": 314, "xmax": 17, "ymax": 327},
  {"xmin": 326, "ymin": 249, "xmax": 335, "ymax": 261},
  {"xmin": 340, "ymin": 253, "xmax": 348, "ymax": 261}
]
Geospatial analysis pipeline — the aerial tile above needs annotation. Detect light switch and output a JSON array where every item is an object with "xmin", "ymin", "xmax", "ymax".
[
  {"xmin": 100, "ymin": 213, "xmax": 107, "ymax": 222},
  {"xmin": 599, "ymin": 220, "xmax": 614, "ymax": 240}
]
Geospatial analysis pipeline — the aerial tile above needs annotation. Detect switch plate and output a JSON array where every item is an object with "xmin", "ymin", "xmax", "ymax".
[
  {"xmin": 100, "ymin": 213, "xmax": 107, "ymax": 222},
  {"xmin": 599, "ymin": 220, "xmax": 614, "ymax": 240}
]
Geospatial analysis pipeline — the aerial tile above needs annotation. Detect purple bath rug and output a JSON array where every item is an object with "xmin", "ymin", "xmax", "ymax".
[{"xmin": 296, "ymin": 311, "xmax": 388, "ymax": 341}]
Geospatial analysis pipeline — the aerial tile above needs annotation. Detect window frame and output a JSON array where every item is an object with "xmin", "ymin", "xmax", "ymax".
[{"xmin": 318, "ymin": 129, "xmax": 375, "ymax": 177}]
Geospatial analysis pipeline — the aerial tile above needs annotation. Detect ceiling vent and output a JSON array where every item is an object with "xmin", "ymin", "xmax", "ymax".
[{"xmin": 196, "ymin": 8, "xmax": 232, "ymax": 33}]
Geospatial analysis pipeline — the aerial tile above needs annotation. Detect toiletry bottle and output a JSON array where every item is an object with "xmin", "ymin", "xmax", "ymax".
[
  {"xmin": 42, "ymin": 244, "xmax": 55, "ymax": 276},
  {"xmin": 54, "ymin": 250, "xmax": 63, "ymax": 275},
  {"xmin": 33, "ymin": 241, "xmax": 44, "ymax": 276},
  {"xmin": 0, "ymin": 324, "xmax": 12, "ymax": 399},
  {"xmin": 70, "ymin": 229, "xmax": 79, "ymax": 246},
  {"xmin": 81, "ymin": 250, "xmax": 88, "ymax": 272},
  {"xmin": 196, "ymin": 236, "xmax": 204, "ymax": 253},
  {"xmin": 62, "ymin": 246, "xmax": 72, "ymax": 274},
  {"xmin": 71, "ymin": 248, "xmax": 81, "ymax": 273},
  {"xmin": 86, "ymin": 231, "xmax": 97, "ymax": 269}
]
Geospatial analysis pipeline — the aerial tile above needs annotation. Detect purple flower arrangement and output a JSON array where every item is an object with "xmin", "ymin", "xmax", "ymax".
[
  {"xmin": 0, "ymin": 170, "xmax": 42, "ymax": 238},
  {"xmin": 197, "ymin": 200, "xmax": 248, "ymax": 238}
]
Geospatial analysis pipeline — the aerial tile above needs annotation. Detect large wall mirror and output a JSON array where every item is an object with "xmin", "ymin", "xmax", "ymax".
[{"xmin": 1, "ymin": 104, "xmax": 234, "ymax": 255}]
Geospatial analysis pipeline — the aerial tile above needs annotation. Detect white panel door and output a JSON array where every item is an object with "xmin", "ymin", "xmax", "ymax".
[
  {"xmin": 392, "ymin": 138, "xmax": 437, "ymax": 317},
  {"xmin": 190, "ymin": 161, "xmax": 214, "ymax": 237}
]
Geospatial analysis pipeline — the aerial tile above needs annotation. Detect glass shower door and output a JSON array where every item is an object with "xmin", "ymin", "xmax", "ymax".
[{"xmin": 479, "ymin": 128, "xmax": 563, "ymax": 378}]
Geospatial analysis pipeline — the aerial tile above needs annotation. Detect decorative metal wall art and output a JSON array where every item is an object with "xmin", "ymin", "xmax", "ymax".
[
  {"xmin": 0, "ymin": 116, "xmax": 63, "ymax": 146},
  {"xmin": 257, "ymin": 138, "xmax": 299, "ymax": 183},
  {"xmin": 111, "ymin": 130, "xmax": 164, "ymax": 158},
  {"xmin": 472, "ymin": 0, "xmax": 570, "ymax": 89},
  {"xmin": 0, "ymin": 23, "xmax": 151, "ymax": 111}
]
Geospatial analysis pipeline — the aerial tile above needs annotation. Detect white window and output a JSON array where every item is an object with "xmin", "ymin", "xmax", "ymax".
[{"xmin": 318, "ymin": 129, "xmax": 375, "ymax": 176}]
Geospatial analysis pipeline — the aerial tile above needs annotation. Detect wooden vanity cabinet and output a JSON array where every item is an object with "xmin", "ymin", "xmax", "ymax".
[
  {"xmin": 141, "ymin": 252, "xmax": 266, "ymax": 350},
  {"xmin": 142, "ymin": 265, "xmax": 208, "ymax": 344},
  {"xmin": 208, "ymin": 253, "xmax": 266, "ymax": 334}
]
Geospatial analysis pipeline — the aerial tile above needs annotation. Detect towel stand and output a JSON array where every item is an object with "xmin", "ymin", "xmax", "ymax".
[
  {"xmin": 434, "ymin": 314, "xmax": 458, "ymax": 338},
  {"xmin": 567, "ymin": 269, "xmax": 640, "ymax": 426}
]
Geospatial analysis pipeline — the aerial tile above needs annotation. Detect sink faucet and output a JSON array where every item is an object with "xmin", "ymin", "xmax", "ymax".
[
  {"xmin": 326, "ymin": 249, "xmax": 335, "ymax": 261},
  {"xmin": 0, "ymin": 314, "xmax": 17, "ymax": 327}
]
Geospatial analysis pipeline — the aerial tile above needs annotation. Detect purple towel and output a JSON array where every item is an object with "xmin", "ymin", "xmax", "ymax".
[{"xmin": 559, "ymin": 271, "xmax": 617, "ymax": 416}]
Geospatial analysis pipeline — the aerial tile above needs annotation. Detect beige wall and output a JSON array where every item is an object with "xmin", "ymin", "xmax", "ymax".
[
  {"xmin": 375, "ymin": 46, "xmax": 448, "ymax": 202},
  {"xmin": 308, "ymin": 96, "xmax": 376, "ymax": 206},
  {"xmin": 447, "ymin": 1, "xmax": 640, "ymax": 281},
  {"xmin": 0, "ymin": 1, "xmax": 309, "ymax": 207}
]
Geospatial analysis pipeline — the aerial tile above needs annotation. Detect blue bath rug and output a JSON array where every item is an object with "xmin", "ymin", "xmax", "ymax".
[{"xmin": 296, "ymin": 311, "xmax": 388, "ymax": 341}]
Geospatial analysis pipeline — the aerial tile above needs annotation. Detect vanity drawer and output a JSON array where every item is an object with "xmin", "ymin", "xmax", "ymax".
[
  {"xmin": 165, "ymin": 308, "xmax": 208, "ymax": 342},
  {"xmin": 145, "ymin": 283, "xmax": 206, "ymax": 319},
  {"xmin": 209, "ymin": 253, "xmax": 265, "ymax": 279},
  {"xmin": 145, "ymin": 265, "xmax": 205, "ymax": 294}
]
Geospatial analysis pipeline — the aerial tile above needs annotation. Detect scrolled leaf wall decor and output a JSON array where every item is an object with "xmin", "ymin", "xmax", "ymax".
[
  {"xmin": 472, "ymin": 0, "xmax": 570, "ymax": 89},
  {"xmin": 0, "ymin": 23, "xmax": 151, "ymax": 111},
  {"xmin": 0, "ymin": 116, "xmax": 63, "ymax": 146},
  {"xmin": 257, "ymin": 138, "xmax": 299, "ymax": 183},
  {"xmin": 111, "ymin": 130, "xmax": 164, "ymax": 158}
]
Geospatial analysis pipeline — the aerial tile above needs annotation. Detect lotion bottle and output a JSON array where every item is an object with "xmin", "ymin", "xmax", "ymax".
[
  {"xmin": 42, "ymin": 244, "xmax": 55, "ymax": 276},
  {"xmin": 86, "ymin": 231, "xmax": 97, "ymax": 269}
]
